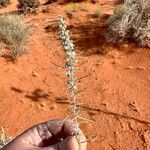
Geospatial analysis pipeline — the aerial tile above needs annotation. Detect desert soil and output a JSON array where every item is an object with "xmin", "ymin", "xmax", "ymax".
[{"xmin": 0, "ymin": 0, "xmax": 150, "ymax": 149}]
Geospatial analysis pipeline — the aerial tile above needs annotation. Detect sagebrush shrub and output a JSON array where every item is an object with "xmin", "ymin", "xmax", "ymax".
[
  {"xmin": 0, "ymin": 14, "xmax": 31, "ymax": 60},
  {"xmin": 107, "ymin": 0, "xmax": 150, "ymax": 47},
  {"xmin": 17, "ymin": 0, "xmax": 40, "ymax": 14},
  {"xmin": 0, "ymin": 0, "xmax": 10, "ymax": 7},
  {"xmin": 65, "ymin": 3, "xmax": 89, "ymax": 15}
]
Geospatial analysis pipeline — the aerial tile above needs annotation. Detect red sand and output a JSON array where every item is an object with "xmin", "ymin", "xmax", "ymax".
[{"xmin": 0, "ymin": 0, "xmax": 150, "ymax": 149}]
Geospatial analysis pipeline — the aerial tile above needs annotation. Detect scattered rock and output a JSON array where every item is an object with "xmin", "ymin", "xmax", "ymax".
[
  {"xmin": 108, "ymin": 51, "xmax": 121, "ymax": 59},
  {"xmin": 91, "ymin": 0, "xmax": 97, "ymax": 4},
  {"xmin": 88, "ymin": 111, "xmax": 96, "ymax": 116},
  {"xmin": 50, "ymin": 104, "xmax": 57, "ymax": 110},
  {"xmin": 128, "ymin": 102, "xmax": 139, "ymax": 112},
  {"xmin": 78, "ymin": 80, "xmax": 81, "ymax": 83},
  {"xmin": 43, "ymin": 79, "xmax": 47, "ymax": 83},
  {"xmin": 136, "ymin": 66, "xmax": 145, "ymax": 71},
  {"xmin": 89, "ymin": 18, "xmax": 95, "ymax": 24},
  {"xmin": 92, "ymin": 68, "xmax": 95, "ymax": 72},
  {"xmin": 122, "ymin": 43, "xmax": 129, "ymax": 48},
  {"xmin": 32, "ymin": 71, "xmax": 39, "ymax": 77},
  {"xmin": 101, "ymin": 102, "xmax": 108, "ymax": 108},
  {"xmin": 125, "ymin": 66, "xmax": 134, "ymax": 70},
  {"xmin": 37, "ymin": 104, "xmax": 42, "ymax": 110},
  {"xmin": 66, "ymin": 11, "xmax": 74, "ymax": 19},
  {"xmin": 29, "ymin": 102, "xmax": 35, "ymax": 108},
  {"xmin": 32, "ymin": 111, "xmax": 36, "ymax": 115},
  {"xmin": 112, "ymin": 60, "xmax": 119, "ymax": 65},
  {"xmin": 20, "ymin": 99, "xmax": 25, "ymax": 104},
  {"xmin": 95, "ymin": 61, "xmax": 104, "ymax": 67},
  {"xmin": 42, "ymin": 6, "xmax": 50, "ymax": 13},
  {"xmin": 40, "ymin": 101, "xmax": 47, "ymax": 107}
]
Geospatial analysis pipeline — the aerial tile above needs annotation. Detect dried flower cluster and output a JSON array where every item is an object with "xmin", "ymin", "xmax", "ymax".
[{"xmin": 58, "ymin": 16, "xmax": 79, "ymax": 139}]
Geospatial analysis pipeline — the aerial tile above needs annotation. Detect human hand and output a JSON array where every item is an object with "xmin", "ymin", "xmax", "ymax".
[{"xmin": 2, "ymin": 119, "xmax": 87, "ymax": 150}]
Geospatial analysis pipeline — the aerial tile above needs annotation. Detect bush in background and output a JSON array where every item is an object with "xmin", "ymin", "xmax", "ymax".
[
  {"xmin": 17, "ymin": 0, "xmax": 40, "ymax": 14},
  {"xmin": 106, "ymin": 0, "xmax": 150, "ymax": 47},
  {"xmin": 0, "ymin": 0, "xmax": 10, "ymax": 7},
  {"xmin": 0, "ymin": 14, "xmax": 32, "ymax": 60}
]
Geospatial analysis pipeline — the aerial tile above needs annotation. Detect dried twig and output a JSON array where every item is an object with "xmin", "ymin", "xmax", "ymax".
[{"xmin": 0, "ymin": 127, "xmax": 12, "ymax": 149}]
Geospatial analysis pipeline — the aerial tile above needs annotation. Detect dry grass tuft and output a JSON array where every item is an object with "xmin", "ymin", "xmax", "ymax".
[
  {"xmin": 17, "ymin": 0, "xmax": 40, "ymax": 14},
  {"xmin": 65, "ymin": 3, "xmax": 89, "ymax": 15},
  {"xmin": 0, "ymin": 14, "xmax": 32, "ymax": 60},
  {"xmin": 92, "ymin": 8, "xmax": 101, "ymax": 18},
  {"xmin": 106, "ymin": 0, "xmax": 150, "ymax": 47},
  {"xmin": 0, "ymin": 127, "xmax": 12, "ymax": 149}
]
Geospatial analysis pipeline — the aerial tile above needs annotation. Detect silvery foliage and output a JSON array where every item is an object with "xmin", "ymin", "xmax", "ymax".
[
  {"xmin": 59, "ymin": 16, "xmax": 77, "ymax": 92},
  {"xmin": 58, "ymin": 16, "xmax": 79, "ymax": 138}
]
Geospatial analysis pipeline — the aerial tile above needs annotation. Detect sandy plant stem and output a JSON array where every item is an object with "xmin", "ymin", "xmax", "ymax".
[{"xmin": 58, "ymin": 16, "xmax": 79, "ymax": 139}]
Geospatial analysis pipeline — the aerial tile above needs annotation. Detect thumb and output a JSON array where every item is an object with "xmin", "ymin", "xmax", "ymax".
[
  {"xmin": 45, "ymin": 136, "xmax": 79, "ymax": 150},
  {"xmin": 63, "ymin": 137, "xmax": 79, "ymax": 150}
]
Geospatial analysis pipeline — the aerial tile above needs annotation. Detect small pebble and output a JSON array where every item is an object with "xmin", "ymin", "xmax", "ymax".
[
  {"xmin": 128, "ymin": 102, "xmax": 139, "ymax": 112},
  {"xmin": 125, "ymin": 66, "xmax": 134, "ymax": 70},
  {"xmin": 32, "ymin": 71, "xmax": 39, "ymax": 77},
  {"xmin": 40, "ymin": 101, "xmax": 47, "ymax": 107}
]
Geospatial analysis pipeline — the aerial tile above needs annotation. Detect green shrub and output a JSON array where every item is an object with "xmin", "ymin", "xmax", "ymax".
[
  {"xmin": 17, "ymin": 0, "xmax": 40, "ymax": 14},
  {"xmin": 93, "ymin": 8, "xmax": 101, "ymax": 18},
  {"xmin": 0, "ymin": 14, "xmax": 32, "ymax": 60},
  {"xmin": 0, "ymin": 0, "xmax": 10, "ymax": 7},
  {"xmin": 107, "ymin": 0, "xmax": 150, "ymax": 47},
  {"xmin": 65, "ymin": 2, "xmax": 89, "ymax": 18}
]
